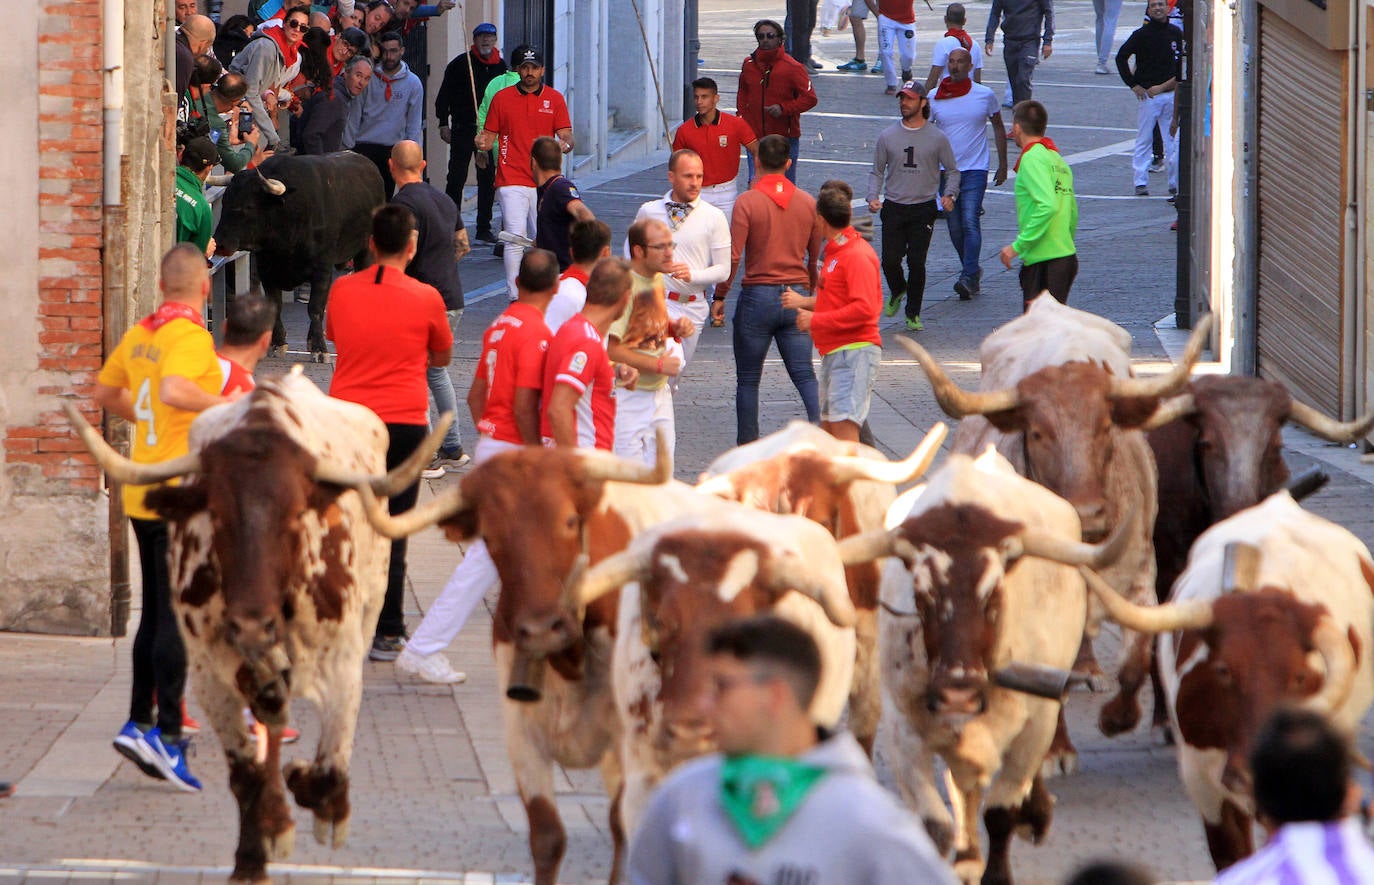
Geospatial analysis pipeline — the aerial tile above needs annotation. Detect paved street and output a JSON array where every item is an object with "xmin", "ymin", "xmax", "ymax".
[{"xmin": 4, "ymin": 0, "xmax": 1374, "ymax": 882}]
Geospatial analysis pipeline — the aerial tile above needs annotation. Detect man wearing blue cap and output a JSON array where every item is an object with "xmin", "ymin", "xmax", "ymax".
[{"xmin": 436, "ymin": 23, "xmax": 508, "ymax": 243}]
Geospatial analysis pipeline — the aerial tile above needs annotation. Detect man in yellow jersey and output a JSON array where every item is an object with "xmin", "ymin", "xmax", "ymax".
[{"xmin": 94, "ymin": 243, "xmax": 239, "ymax": 792}]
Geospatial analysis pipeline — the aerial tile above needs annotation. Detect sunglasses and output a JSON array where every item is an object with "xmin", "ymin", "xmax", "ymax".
[
  {"xmin": 284, "ymin": 19, "xmax": 309, "ymax": 30},
  {"xmin": 755, "ymin": 31, "xmax": 780, "ymax": 40}
]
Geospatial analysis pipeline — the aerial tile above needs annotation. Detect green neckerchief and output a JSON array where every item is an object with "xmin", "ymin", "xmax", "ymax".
[{"xmin": 718, "ymin": 754, "xmax": 828, "ymax": 849}]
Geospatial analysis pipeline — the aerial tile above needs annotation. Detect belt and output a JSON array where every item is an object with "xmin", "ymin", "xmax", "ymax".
[{"xmin": 667, "ymin": 292, "xmax": 703, "ymax": 303}]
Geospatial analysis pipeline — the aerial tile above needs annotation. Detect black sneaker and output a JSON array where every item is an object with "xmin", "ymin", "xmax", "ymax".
[
  {"xmin": 475, "ymin": 228, "xmax": 497, "ymax": 244},
  {"xmin": 369, "ymin": 635, "xmax": 407, "ymax": 662},
  {"xmin": 422, "ymin": 447, "xmax": 471, "ymax": 479},
  {"xmin": 954, "ymin": 277, "xmax": 976, "ymax": 301}
]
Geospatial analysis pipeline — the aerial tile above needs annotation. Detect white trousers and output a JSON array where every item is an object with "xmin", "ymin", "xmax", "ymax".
[
  {"xmin": 877, "ymin": 15, "xmax": 917, "ymax": 88},
  {"xmin": 613, "ymin": 385, "xmax": 675, "ymax": 467},
  {"xmin": 1133, "ymin": 91, "xmax": 1178, "ymax": 191},
  {"xmin": 699, "ymin": 181, "xmax": 738, "ymax": 222},
  {"xmin": 663, "ymin": 300, "xmax": 708, "ymax": 369},
  {"xmin": 498, "ymin": 185, "xmax": 538, "ymax": 300},
  {"xmin": 405, "ymin": 436, "xmax": 521, "ymax": 658}
]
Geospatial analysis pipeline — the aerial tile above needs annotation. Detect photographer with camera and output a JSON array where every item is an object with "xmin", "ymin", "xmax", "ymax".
[{"xmin": 192, "ymin": 72, "xmax": 267, "ymax": 173}]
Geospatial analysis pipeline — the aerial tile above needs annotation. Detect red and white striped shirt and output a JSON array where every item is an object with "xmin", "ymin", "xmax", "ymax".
[{"xmin": 540, "ymin": 316, "xmax": 615, "ymax": 451}]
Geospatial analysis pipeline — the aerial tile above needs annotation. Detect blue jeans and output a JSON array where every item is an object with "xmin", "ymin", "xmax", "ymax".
[
  {"xmin": 733, "ymin": 283, "xmax": 820, "ymax": 444},
  {"xmin": 746, "ymin": 137, "xmax": 801, "ymax": 185},
  {"xmin": 944, "ymin": 168, "xmax": 988, "ymax": 282},
  {"xmin": 426, "ymin": 309, "xmax": 464, "ymax": 453}
]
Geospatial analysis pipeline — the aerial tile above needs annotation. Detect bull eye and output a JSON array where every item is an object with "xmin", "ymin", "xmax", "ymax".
[
  {"xmin": 564, "ymin": 513, "xmax": 580, "ymax": 532},
  {"xmin": 1211, "ymin": 660, "xmax": 1231, "ymax": 683}
]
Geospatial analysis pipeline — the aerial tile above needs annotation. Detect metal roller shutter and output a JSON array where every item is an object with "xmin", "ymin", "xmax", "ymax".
[{"xmin": 1254, "ymin": 9, "xmax": 1346, "ymax": 415}]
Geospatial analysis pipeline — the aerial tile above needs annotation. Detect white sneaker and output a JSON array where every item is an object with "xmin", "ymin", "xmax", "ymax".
[{"xmin": 395, "ymin": 647, "xmax": 466, "ymax": 684}]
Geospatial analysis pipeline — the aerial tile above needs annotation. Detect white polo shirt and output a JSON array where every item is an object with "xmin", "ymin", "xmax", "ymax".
[
  {"xmin": 929, "ymin": 82, "xmax": 1000, "ymax": 172},
  {"xmin": 628, "ymin": 194, "xmax": 732, "ymax": 301}
]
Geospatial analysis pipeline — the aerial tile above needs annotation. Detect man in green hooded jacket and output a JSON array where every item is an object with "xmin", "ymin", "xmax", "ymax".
[{"xmin": 1000, "ymin": 99, "xmax": 1078, "ymax": 310}]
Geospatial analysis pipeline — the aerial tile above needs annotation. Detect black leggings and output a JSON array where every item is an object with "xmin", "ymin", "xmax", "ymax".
[
  {"xmin": 129, "ymin": 518, "xmax": 187, "ymax": 738},
  {"xmin": 880, "ymin": 199, "xmax": 939, "ymax": 319},
  {"xmin": 375, "ymin": 423, "xmax": 427, "ymax": 639}
]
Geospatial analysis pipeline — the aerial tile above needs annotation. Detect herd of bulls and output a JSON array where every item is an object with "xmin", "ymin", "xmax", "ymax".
[{"xmin": 66, "ymin": 295, "xmax": 1374, "ymax": 884}]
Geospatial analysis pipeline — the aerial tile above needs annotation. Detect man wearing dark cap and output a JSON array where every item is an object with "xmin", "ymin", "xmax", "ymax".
[
  {"xmin": 476, "ymin": 46, "xmax": 574, "ymax": 301},
  {"xmin": 436, "ymin": 22, "xmax": 508, "ymax": 243},
  {"xmin": 866, "ymin": 80, "xmax": 958, "ymax": 332},
  {"xmin": 175, "ymin": 136, "xmax": 219, "ymax": 257}
]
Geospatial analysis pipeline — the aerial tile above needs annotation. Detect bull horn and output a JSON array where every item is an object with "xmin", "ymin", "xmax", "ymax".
[
  {"xmin": 313, "ymin": 413, "xmax": 455, "ymax": 495},
  {"xmin": 63, "ymin": 401, "xmax": 202, "ymax": 485},
  {"xmin": 579, "ymin": 426, "xmax": 672, "ymax": 484},
  {"xmin": 254, "ymin": 168, "xmax": 286, "ymax": 196},
  {"xmin": 1077, "ymin": 566, "xmax": 1214, "ymax": 634},
  {"xmin": 829, "ymin": 423, "xmax": 947, "ymax": 485},
  {"xmin": 837, "ymin": 528, "xmax": 899, "ymax": 566},
  {"xmin": 1288, "ymin": 401, "xmax": 1374, "ymax": 443},
  {"xmin": 764, "ymin": 552, "xmax": 857, "ymax": 628},
  {"xmin": 1012, "ymin": 505, "xmax": 1136, "ymax": 569},
  {"xmin": 355, "ymin": 482, "xmax": 465, "ymax": 540},
  {"xmin": 1109, "ymin": 314, "xmax": 1213, "ymax": 400},
  {"xmin": 694, "ymin": 473, "xmax": 736, "ymax": 499},
  {"xmin": 576, "ymin": 548, "xmax": 652, "ymax": 608},
  {"xmin": 1141, "ymin": 393, "xmax": 1198, "ymax": 431},
  {"xmin": 1308, "ymin": 616, "xmax": 1357, "ymax": 715},
  {"xmin": 896, "ymin": 338, "xmax": 1019, "ymax": 418}
]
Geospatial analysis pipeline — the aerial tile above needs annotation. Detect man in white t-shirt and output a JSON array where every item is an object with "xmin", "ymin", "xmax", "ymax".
[
  {"xmin": 923, "ymin": 3, "xmax": 984, "ymax": 92},
  {"xmin": 628, "ymin": 149, "xmax": 730, "ymax": 373},
  {"xmin": 545, "ymin": 219, "xmax": 612, "ymax": 333},
  {"xmin": 929, "ymin": 46, "xmax": 1007, "ymax": 301}
]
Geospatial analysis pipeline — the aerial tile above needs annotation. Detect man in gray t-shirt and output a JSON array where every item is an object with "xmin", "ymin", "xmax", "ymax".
[{"xmin": 867, "ymin": 80, "xmax": 959, "ymax": 331}]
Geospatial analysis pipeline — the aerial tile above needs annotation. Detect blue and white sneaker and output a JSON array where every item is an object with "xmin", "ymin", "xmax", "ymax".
[
  {"xmin": 145, "ymin": 728, "xmax": 203, "ymax": 792},
  {"xmin": 113, "ymin": 720, "xmax": 165, "ymax": 781}
]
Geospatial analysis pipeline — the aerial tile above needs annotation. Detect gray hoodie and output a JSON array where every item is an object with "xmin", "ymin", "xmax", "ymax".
[
  {"xmin": 227, "ymin": 32, "xmax": 297, "ymax": 149},
  {"xmin": 627, "ymin": 731, "xmax": 957, "ymax": 885},
  {"xmin": 344, "ymin": 60, "xmax": 424, "ymax": 148}
]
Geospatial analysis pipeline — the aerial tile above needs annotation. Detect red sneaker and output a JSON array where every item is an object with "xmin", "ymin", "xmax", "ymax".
[{"xmin": 180, "ymin": 699, "xmax": 201, "ymax": 735}]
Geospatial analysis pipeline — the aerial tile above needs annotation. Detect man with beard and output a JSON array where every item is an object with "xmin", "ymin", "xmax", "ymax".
[
  {"xmin": 436, "ymin": 23, "xmax": 508, "ymax": 243},
  {"xmin": 345, "ymin": 31, "xmax": 424, "ymax": 198}
]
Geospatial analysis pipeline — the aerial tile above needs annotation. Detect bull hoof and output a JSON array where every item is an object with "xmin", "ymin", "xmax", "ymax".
[
  {"xmin": 1040, "ymin": 749, "xmax": 1078, "ymax": 780},
  {"xmin": 229, "ymin": 865, "xmax": 271, "ymax": 883},
  {"xmin": 314, "ymin": 814, "xmax": 349, "ymax": 848},
  {"xmin": 269, "ymin": 344, "xmax": 288, "ymax": 357},
  {"xmin": 1014, "ymin": 777, "xmax": 1054, "ymax": 844},
  {"xmin": 923, "ymin": 816, "xmax": 955, "ymax": 856},
  {"xmin": 1152, "ymin": 722, "xmax": 1175, "ymax": 746},
  {"xmin": 1098, "ymin": 695, "xmax": 1142, "ymax": 737},
  {"xmin": 953, "ymin": 856, "xmax": 984, "ymax": 885},
  {"xmin": 265, "ymin": 822, "xmax": 296, "ymax": 861}
]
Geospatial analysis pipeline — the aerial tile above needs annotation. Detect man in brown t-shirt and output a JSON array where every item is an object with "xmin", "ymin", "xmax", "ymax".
[{"xmin": 717, "ymin": 134, "xmax": 823, "ymax": 444}]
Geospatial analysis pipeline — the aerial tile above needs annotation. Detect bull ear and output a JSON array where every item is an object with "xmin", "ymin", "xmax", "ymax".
[
  {"xmin": 982, "ymin": 407, "xmax": 1024, "ymax": 433},
  {"xmin": 143, "ymin": 484, "xmax": 208, "ymax": 522},
  {"xmin": 1110, "ymin": 395, "xmax": 1162, "ymax": 429}
]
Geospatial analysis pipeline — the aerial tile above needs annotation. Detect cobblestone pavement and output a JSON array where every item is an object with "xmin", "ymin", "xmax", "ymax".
[{"xmin": 4, "ymin": 1, "xmax": 1374, "ymax": 882}]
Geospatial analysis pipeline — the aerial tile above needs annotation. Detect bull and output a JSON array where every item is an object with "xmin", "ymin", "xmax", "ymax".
[
  {"xmin": 694, "ymin": 421, "xmax": 948, "ymax": 755},
  {"xmin": 66, "ymin": 369, "xmax": 447, "ymax": 883},
  {"xmin": 574, "ymin": 503, "xmax": 861, "ymax": 835},
  {"xmin": 213, "ymin": 152, "xmax": 385, "ymax": 361},
  {"xmin": 1081, "ymin": 490, "xmax": 1373, "ymax": 870},
  {"xmin": 834, "ymin": 448, "xmax": 1133, "ymax": 885},
  {"xmin": 355, "ymin": 433, "xmax": 721, "ymax": 885},
  {"xmin": 899, "ymin": 296, "xmax": 1212, "ymax": 767}
]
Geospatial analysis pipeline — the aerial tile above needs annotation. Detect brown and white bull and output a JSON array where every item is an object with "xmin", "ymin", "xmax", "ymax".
[
  {"xmin": 574, "ymin": 503, "xmax": 860, "ymax": 835},
  {"xmin": 694, "ymin": 421, "xmax": 948, "ymax": 754},
  {"xmin": 835, "ymin": 448, "xmax": 1132, "ymax": 885},
  {"xmin": 899, "ymin": 296, "xmax": 1212, "ymax": 759},
  {"xmin": 356, "ymin": 433, "xmax": 720, "ymax": 885},
  {"xmin": 1128, "ymin": 375, "xmax": 1374, "ymax": 734},
  {"xmin": 67, "ymin": 370, "xmax": 447, "ymax": 883},
  {"xmin": 1081, "ymin": 490, "xmax": 1374, "ymax": 870}
]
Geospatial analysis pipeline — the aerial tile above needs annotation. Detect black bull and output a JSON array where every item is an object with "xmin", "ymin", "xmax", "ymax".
[{"xmin": 214, "ymin": 151, "xmax": 385, "ymax": 359}]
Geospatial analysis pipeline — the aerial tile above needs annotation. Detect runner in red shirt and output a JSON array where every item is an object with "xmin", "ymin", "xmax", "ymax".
[
  {"xmin": 471, "ymin": 249, "xmax": 561, "ymax": 447},
  {"xmin": 672, "ymin": 77, "xmax": 758, "ymax": 220},
  {"xmin": 475, "ymin": 47, "xmax": 574, "ymax": 302},
  {"xmin": 541, "ymin": 257, "xmax": 635, "ymax": 450},
  {"xmin": 215, "ymin": 292, "xmax": 277, "ymax": 396}
]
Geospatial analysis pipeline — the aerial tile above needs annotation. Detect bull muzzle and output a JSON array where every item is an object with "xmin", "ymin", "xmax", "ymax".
[
  {"xmin": 927, "ymin": 668, "xmax": 989, "ymax": 717},
  {"xmin": 238, "ymin": 645, "xmax": 293, "ymax": 726},
  {"xmin": 506, "ymin": 652, "xmax": 546, "ymax": 703},
  {"xmin": 514, "ymin": 610, "xmax": 582, "ymax": 657}
]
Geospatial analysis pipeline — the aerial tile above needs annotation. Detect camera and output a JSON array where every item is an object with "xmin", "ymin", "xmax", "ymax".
[
  {"xmin": 175, "ymin": 116, "xmax": 211, "ymax": 147},
  {"xmin": 238, "ymin": 109, "xmax": 254, "ymax": 135}
]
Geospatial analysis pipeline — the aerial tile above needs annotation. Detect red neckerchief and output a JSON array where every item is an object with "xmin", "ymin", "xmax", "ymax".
[
  {"xmin": 378, "ymin": 67, "xmax": 405, "ymax": 101},
  {"xmin": 1013, "ymin": 136, "xmax": 1060, "ymax": 172},
  {"xmin": 561, "ymin": 265, "xmax": 591, "ymax": 285},
  {"xmin": 753, "ymin": 173, "xmax": 795, "ymax": 210},
  {"xmin": 473, "ymin": 44, "xmax": 502, "ymax": 63},
  {"xmin": 139, "ymin": 302, "xmax": 204, "ymax": 331},
  {"xmin": 934, "ymin": 76, "xmax": 973, "ymax": 100},
  {"xmin": 945, "ymin": 27, "xmax": 973, "ymax": 50},
  {"xmin": 265, "ymin": 26, "xmax": 300, "ymax": 71}
]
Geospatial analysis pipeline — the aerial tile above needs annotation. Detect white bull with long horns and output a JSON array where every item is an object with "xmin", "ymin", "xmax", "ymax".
[
  {"xmin": 1080, "ymin": 490, "xmax": 1374, "ymax": 871},
  {"xmin": 693, "ymin": 421, "xmax": 949, "ymax": 756},
  {"xmin": 898, "ymin": 296, "xmax": 1213, "ymax": 770}
]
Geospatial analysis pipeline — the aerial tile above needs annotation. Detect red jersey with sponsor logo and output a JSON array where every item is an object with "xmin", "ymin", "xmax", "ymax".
[
  {"xmin": 540, "ymin": 316, "xmax": 615, "ymax": 450},
  {"xmin": 672, "ymin": 110, "xmax": 757, "ymax": 187},
  {"xmin": 475, "ymin": 302, "xmax": 550, "ymax": 444},
  {"xmin": 484, "ymin": 84, "xmax": 573, "ymax": 188},
  {"xmin": 878, "ymin": 0, "xmax": 917, "ymax": 24}
]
